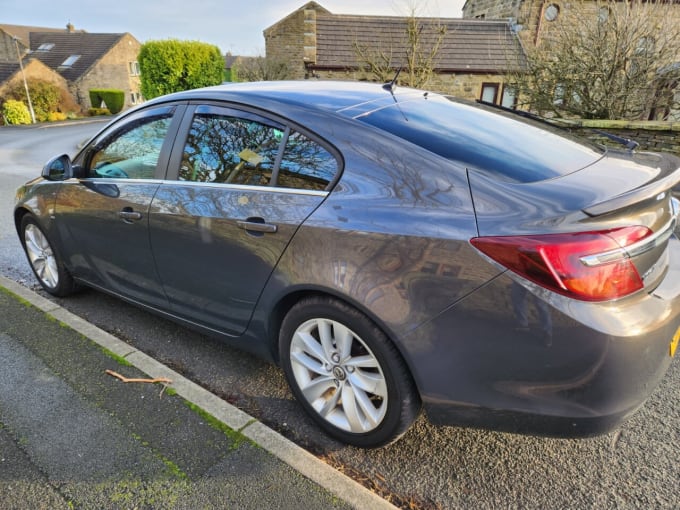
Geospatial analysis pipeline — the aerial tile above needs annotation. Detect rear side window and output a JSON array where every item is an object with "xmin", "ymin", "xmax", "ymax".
[
  {"xmin": 356, "ymin": 95, "xmax": 604, "ymax": 183},
  {"xmin": 277, "ymin": 131, "xmax": 337, "ymax": 191},
  {"xmin": 181, "ymin": 112, "xmax": 281, "ymax": 186},
  {"xmin": 179, "ymin": 106, "xmax": 338, "ymax": 191}
]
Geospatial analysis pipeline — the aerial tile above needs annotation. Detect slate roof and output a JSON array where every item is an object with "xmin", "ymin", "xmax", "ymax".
[
  {"xmin": 28, "ymin": 32, "xmax": 126, "ymax": 81},
  {"xmin": 0, "ymin": 23, "xmax": 85, "ymax": 46},
  {"xmin": 313, "ymin": 15, "xmax": 525, "ymax": 73},
  {"xmin": 0, "ymin": 61, "xmax": 20, "ymax": 83},
  {"xmin": 224, "ymin": 53, "xmax": 240, "ymax": 68}
]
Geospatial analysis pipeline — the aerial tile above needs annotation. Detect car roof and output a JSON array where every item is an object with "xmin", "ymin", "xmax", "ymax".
[{"xmin": 145, "ymin": 80, "xmax": 430, "ymax": 117}]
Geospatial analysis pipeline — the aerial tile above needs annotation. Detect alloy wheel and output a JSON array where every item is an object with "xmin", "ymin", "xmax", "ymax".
[
  {"xmin": 289, "ymin": 317, "xmax": 388, "ymax": 433},
  {"xmin": 23, "ymin": 223, "xmax": 59, "ymax": 289}
]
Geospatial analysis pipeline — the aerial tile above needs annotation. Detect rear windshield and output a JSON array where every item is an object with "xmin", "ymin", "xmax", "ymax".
[{"xmin": 355, "ymin": 94, "xmax": 604, "ymax": 183}]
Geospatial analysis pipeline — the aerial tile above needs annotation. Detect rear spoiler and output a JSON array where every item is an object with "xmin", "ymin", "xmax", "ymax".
[{"xmin": 583, "ymin": 157, "xmax": 680, "ymax": 217}]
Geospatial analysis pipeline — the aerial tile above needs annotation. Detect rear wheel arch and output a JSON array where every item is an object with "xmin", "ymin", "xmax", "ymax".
[
  {"xmin": 267, "ymin": 288, "xmax": 412, "ymax": 368},
  {"xmin": 274, "ymin": 291, "xmax": 422, "ymax": 447}
]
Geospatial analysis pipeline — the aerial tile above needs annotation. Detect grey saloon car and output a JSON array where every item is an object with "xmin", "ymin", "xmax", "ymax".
[{"xmin": 14, "ymin": 81, "xmax": 680, "ymax": 447}]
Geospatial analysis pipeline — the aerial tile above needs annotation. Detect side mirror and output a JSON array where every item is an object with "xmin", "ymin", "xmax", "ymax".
[{"xmin": 41, "ymin": 154, "xmax": 73, "ymax": 181}]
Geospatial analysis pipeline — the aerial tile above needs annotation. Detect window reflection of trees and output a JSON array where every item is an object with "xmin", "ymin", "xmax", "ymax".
[
  {"xmin": 93, "ymin": 117, "xmax": 172, "ymax": 170},
  {"xmin": 278, "ymin": 131, "xmax": 337, "ymax": 190},
  {"xmin": 180, "ymin": 113, "xmax": 337, "ymax": 191},
  {"xmin": 181, "ymin": 114, "xmax": 280, "ymax": 186}
]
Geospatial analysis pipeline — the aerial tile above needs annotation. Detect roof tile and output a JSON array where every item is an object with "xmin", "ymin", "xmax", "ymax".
[
  {"xmin": 313, "ymin": 15, "xmax": 525, "ymax": 73},
  {"xmin": 28, "ymin": 32, "xmax": 125, "ymax": 81}
]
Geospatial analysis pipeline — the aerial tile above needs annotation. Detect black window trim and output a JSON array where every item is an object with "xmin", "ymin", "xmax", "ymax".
[
  {"xmin": 76, "ymin": 103, "xmax": 188, "ymax": 181},
  {"xmin": 165, "ymin": 101, "xmax": 344, "ymax": 192}
]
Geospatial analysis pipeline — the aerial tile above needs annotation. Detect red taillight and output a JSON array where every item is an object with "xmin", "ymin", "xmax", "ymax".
[{"xmin": 470, "ymin": 226, "xmax": 652, "ymax": 301}]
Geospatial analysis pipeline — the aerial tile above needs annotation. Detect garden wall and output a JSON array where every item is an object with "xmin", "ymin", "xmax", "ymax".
[{"xmin": 561, "ymin": 120, "xmax": 680, "ymax": 156}]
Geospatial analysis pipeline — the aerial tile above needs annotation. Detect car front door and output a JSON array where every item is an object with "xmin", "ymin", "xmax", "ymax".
[
  {"xmin": 149, "ymin": 104, "xmax": 340, "ymax": 335},
  {"xmin": 55, "ymin": 105, "xmax": 184, "ymax": 308}
]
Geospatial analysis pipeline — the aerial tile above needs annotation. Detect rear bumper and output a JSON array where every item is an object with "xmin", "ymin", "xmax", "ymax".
[{"xmin": 400, "ymin": 240, "xmax": 680, "ymax": 437}]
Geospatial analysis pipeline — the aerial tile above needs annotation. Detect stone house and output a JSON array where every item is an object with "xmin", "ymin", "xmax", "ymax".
[
  {"xmin": 0, "ymin": 23, "xmax": 87, "ymax": 60},
  {"xmin": 0, "ymin": 24, "xmax": 143, "ymax": 112},
  {"xmin": 462, "ymin": 0, "xmax": 680, "ymax": 120},
  {"xmin": 264, "ymin": 2, "xmax": 526, "ymax": 105}
]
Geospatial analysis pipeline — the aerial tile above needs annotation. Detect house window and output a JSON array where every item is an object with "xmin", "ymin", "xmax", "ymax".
[
  {"xmin": 59, "ymin": 55, "xmax": 81, "ymax": 68},
  {"xmin": 553, "ymin": 84, "xmax": 566, "ymax": 106},
  {"xmin": 480, "ymin": 83, "xmax": 500, "ymax": 104},
  {"xmin": 129, "ymin": 61, "xmax": 140, "ymax": 76},
  {"xmin": 501, "ymin": 86, "xmax": 517, "ymax": 108},
  {"xmin": 544, "ymin": 4, "xmax": 560, "ymax": 21},
  {"xmin": 37, "ymin": 43, "xmax": 54, "ymax": 52},
  {"xmin": 598, "ymin": 7, "xmax": 610, "ymax": 23},
  {"xmin": 130, "ymin": 92, "xmax": 143, "ymax": 105}
]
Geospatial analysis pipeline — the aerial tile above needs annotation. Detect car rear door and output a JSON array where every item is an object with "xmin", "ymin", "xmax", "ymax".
[
  {"xmin": 149, "ymin": 104, "xmax": 340, "ymax": 335},
  {"xmin": 55, "ymin": 105, "xmax": 184, "ymax": 308}
]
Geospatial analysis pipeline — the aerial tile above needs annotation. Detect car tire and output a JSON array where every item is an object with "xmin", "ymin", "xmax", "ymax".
[
  {"xmin": 279, "ymin": 296, "xmax": 421, "ymax": 448},
  {"xmin": 20, "ymin": 215, "xmax": 79, "ymax": 297}
]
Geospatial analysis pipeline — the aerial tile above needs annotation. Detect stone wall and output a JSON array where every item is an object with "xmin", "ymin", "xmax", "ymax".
[
  {"xmin": 0, "ymin": 31, "xmax": 26, "ymax": 62},
  {"xmin": 462, "ymin": 0, "xmax": 521, "ymax": 20},
  {"xmin": 265, "ymin": 3, "xmax": 329, "ymax": 80},
  {"xmin": 560, "ymin": 119, "xmax": 680, "ymax": 156},
  {"xmin": 311, "ymin": 69, "xmax": 512, "ymax": 102}
]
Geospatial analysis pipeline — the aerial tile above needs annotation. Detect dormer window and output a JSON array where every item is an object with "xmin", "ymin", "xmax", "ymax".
[
  {"xmin": 59, "ymin": 55, "xmax": 81, "ymax": 68},
  {"xmin": 37, "ymin": 43, "xmax": 54, "ymax": 52}
]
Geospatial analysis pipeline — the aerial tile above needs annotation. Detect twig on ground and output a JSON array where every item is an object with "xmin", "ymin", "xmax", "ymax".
[{"xmin": 105, "ymin": 369, "xmax": 172, "ymax": 384}]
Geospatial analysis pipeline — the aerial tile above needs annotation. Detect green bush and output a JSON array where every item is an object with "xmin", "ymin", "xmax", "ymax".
[
  {"xmin": 139, "ymin": 39, "xmax": 224, "ymax": 99},
  {"xmin": 6, "ymin": 80, "xmax": 61, "ymax": 122},
  {"xmin": 5, "ymin": 79, "xmax": 81, "ymax": 121},
  {"xmin": 89, "ymin": 88, "xmax": 125, "ymax": 114},
  {"xmin": 3, "ymin": 100, "xmax": 32, "ymax": 124},
  {"xmin": 89, "ymin": 89, "xmax": 103, "ymax": 108}
]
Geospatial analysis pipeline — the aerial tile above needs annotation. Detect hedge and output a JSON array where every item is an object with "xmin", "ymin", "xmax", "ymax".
[{"xmin": 89, "ymin": 89, "xmax": 125, "ymax": 114}]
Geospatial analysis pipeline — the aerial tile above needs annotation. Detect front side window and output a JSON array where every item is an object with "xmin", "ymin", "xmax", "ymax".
[
  {"xmin": 180, "ymin": 112, "xmax": 282, "ymax": 186},
  {"xmin": 88, "ymin": 112, "xmax": 173, "ymax": 179}
]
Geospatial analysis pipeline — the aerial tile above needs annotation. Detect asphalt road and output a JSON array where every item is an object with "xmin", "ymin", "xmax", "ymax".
[{"xmin": 1, "ymin": 121, "xmax": 679, "ymax": 509}]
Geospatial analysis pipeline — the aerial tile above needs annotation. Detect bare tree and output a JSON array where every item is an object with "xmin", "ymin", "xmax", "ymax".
[
  {"xmin": 353, "ymin": 9, "xmax": 447, "ymax": 89},
  {"xmin": 509, "ymin": 0, "xmax": 680, "ymax": 120},
  {"xmin": 234, "ymin": 56, "xmax": 291, "ymax": 82}
]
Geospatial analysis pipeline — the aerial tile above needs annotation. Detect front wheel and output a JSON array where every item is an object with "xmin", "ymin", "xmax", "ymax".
[
  {"xmin": 279, "ymin": 296, "xmax": 420, "ymax": 448},
  {"xmin": 20, "ymin": 215, "xmax": 78, "ymax": 297}
]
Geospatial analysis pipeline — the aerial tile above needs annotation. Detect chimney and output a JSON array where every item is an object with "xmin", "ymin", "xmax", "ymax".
[{"xmin": 66, "ymin": 22, "xmax": 75, "ymax": 33}]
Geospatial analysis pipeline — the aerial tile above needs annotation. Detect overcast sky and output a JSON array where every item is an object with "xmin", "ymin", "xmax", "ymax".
[{"xmin": 5, "ymin": 0, "xmax": 466, "ymax": 55}]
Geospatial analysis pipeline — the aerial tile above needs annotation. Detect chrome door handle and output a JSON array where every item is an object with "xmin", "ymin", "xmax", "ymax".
[
  {"xmin": 119, "ymin": 209, "xmax": 142, "ymax": 222},
  {"xmin": 236, "ymin": 219, "xmax": 277, "ymax": 234}
]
